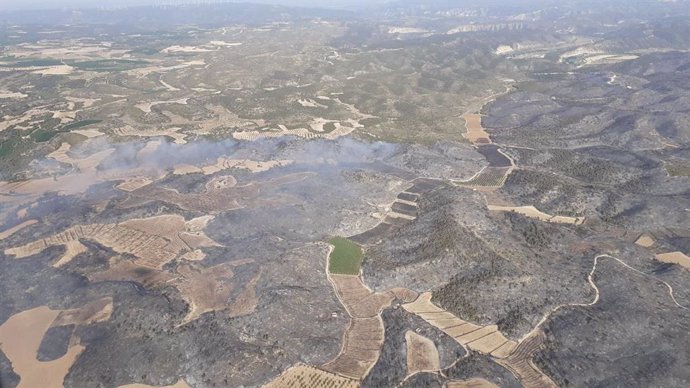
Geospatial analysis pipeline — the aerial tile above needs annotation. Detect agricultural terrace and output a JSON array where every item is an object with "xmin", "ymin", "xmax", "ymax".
[{"xmin": 328, "ymin": 237, "xmax": 364, "ymax": 275}]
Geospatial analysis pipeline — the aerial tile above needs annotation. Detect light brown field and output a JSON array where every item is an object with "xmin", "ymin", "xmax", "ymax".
[
  {"xmin": 655, "ymin": 251, "xmax": 690, "ymax": 269},
  {"xmin": 447, "ymin": 378, "xmax": 499, "ymax": 388},
  {"xmin": 117, "ymin": 380, "xmax": 190, "ymax": 388},
  {"xmin": 263, "ymin": 363, "xmax": 358, "ymax": 388},
  {"xmin": 462, "ymin": 114, "xmax": 491, "ymax": 144},
  {"xmin": 495, "ymin": 330, "xmax": 557, "ymax": 388},
  {"xmin": 116, "ymin": 177, "xmax": 155, "ymax": 192},
  {"xmin": 487, "ymin": 205, "xmax": 584, "ymax": 225},
  {"xmin": 322, "ymin": 316, "xmax": 385, "ymax": 380},
  {"xmin": 0, "ymin": 298, "xmax": 112, "ymax": 388},
  {"xmin": 403, "ymin": 293, "xmax": 555, "ymax": 387},
  {"xmin": 135, "ymin": 98, "xmax": 189, "ymax": 114},
  {"xmin": 325, "ymin": 272, "xmax": 416, "ymax": 380},
  {"xmin": 330, "ymin": 274, "xmax": 398, "ymax": 318},
  {"xmin": 5, "ymin": 214, "xmax": 220, "ymax": 269},
  {"xmin": 32, "ymin": 65, "xmax": 74, "ymax": 75},
  {"xmin": 635, "ymin": 234, "xmax": 655, "ymax": 247},
  {"xmin": 0, "ymin": 219, "xmax": 38, "ymax": 240},
  {"xmin": 405, "ymin": 331, "xmax": 440, "ymax": 375},
  {"xmin": 71, "ymin": 128, "xmax": 104, "ymax": 138},
  {"xmin": 0, "ymin": 90, "xmax": 28, "ymax": 99},
  {"xmin": 402, "ymin": 293, "xmax": 516, "ymax": 358}
]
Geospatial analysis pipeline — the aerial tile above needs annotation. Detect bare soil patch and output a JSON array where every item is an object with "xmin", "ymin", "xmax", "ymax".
[
  {"xmin": 462, "ymin": 114, "xmax": 491, "ymax": 144},
  {"xmin": 405, "ymin": 331, "xmax": 440, "ymax": 375},
  {"xmin": 117, "ymin": 380, "xmax": 190, "ymax": 388},
  {"xmin": 447, "ymin": 378, "xmax": 499, "ymax": 388},
  {"xmin": 634, "ymin": 234, "xmax": 655, "ymax": 248},
  {"xmin": 655, "ymin": 251, "xmax": 690, "ymax": 269},
  {"xmin": 487, "ymin": 205, "xmax": 584, "ymax": 225}
]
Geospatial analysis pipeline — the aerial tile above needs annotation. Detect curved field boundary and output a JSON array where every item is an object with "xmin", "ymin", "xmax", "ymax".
[
  {"xmin": 323, "ymin": 245, "xmax": 418, "ymax": 381},
  {"xmin": 402, "ymin": 293, "xmax": 517, "ymax": 358},
  {"xmin": 405, "ymin": 331, "xmax": 441, "ymax": 375},
  {"xmin": 402, "ymin": 293, "xmax": 557, "ymax": 388},
  {"xmin": 5, "ymin": 215, "xmax": 219, "ymax": 269},
  {"xmin": 0, "ymin": 298, "xmax": 113, "ymax": 388},
  {"xmin": 495, "ymin": 330, "xmax": 557, "ymax": 388}
]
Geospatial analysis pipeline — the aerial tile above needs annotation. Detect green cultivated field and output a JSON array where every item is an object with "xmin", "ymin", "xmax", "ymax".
[{"xmin": 328, "ymin": 237, "xmax": 363, "ymax": 275}]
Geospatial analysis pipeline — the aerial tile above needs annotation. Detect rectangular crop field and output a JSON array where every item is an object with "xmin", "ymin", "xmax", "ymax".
[{"xmin": 328, "ymin": 237, "xmax": 364, "ymax": 275}]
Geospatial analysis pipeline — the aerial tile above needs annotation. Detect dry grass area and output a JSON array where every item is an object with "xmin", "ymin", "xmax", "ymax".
[
  {"xmin": 487, "ymin": 205, "xmax": 585, "ymax": 225},
  {"xmin": 322, "ymin": 316, "xmax": 385, "ymax": 380},
  {"xmin": 635, "ymin": 234, "xmax": 655, "ymax": 248},
  {"xmin": 263, "ymin": 363, "xmax": 358, "ymax": 388},
  {"xmin": 402, "ymin": 293, "xmax": 517, "ymax": 358},
  {"xmin": 5, "ymin": 215, "xmax": 219, "ymax": 269},
  {"xmin": 447, "ymin": 378, "xmax": 499, "ymax": 388},
  {"xmin": 0, "ymin": 219, "xmax": 38, "ymax": 240},
  {"xmin": 53, "ymin": 297, "xmax": 114, "ymax": 327},
  {"xmin": 228, "ymin": 271, "xmax": 262, "ymax": 318},
  {"xmin": 90, "ymin": 258, "xmax": 257, "ymax": 323},
  {"xmin": 0, "ymin": 298, "xmax": 113, "ymax": 388},
  {"xmin": 655, "ymin": 251, "xmax": 690, "ymax": 269},
  {"xmin": 462, "ymin": 114, "xmax": 491, "ymax": 144},
  {"xmin": 89, "ymin": 258, "xmax": 177, "ymax": 288},
  {"xmin": 405, "ymin": 331, "xmax": 440, "ymax": 375},
  {"xmin": 118, "ymin": 380, "xmax": 191, "ymax": 388},
  {"xmin": 495, "ymin": 330, "xmax": 557, "ymax": 388},
  {"xmin": 175, "ymin": 260, "xmax": 257, "ymax": 323}
]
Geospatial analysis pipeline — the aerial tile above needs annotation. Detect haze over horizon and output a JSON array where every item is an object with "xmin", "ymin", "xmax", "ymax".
[{"xmin": 1, "ymin": 0, "xmax": 389, "ymax": 11}]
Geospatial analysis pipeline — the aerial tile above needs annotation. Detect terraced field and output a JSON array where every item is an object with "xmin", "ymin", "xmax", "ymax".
[{"xmin": 264, "ymin": 364, "xmax": 358, "ymax": 388}]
